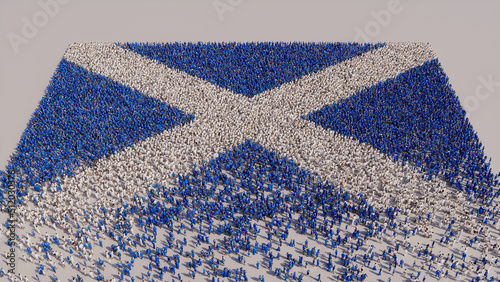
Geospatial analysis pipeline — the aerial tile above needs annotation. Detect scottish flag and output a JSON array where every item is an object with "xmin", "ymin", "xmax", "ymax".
[{"xmin": 1, "ymin": 42, "xmax": 498, "ymax": 281}]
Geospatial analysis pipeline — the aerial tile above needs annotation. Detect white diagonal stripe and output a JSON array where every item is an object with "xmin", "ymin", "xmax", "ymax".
[
  {"xmin": 253, "ymin": 42, "xmax": 437, "ymax": 116},
  {"xmin": 63, "ymin": 43, "xmax": 250, "ymax": 118}
]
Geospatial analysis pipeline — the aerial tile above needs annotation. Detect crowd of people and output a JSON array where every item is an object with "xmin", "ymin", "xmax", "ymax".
[
  {"xmin": 0, "ymin": 57, "xmax": 194, "ymax": 201},
  {"xmin": 118, "ymin": 42, "xmax": 385, "ymax": 98},
  {"xmin": 0, "ymin": 42, "xmax": 499, "ymax": 281},
  {"xmin": 2, "ymin": 138, "xmax": 500, "ymax": 281},
  {"xmin": 307, "ymin": 59, "xmax": 499, "ymax": 199}
]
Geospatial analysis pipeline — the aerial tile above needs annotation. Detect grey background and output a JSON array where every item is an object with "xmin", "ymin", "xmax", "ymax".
[{"xmin": 1, "ymin": 0, "xmax": 499, "ymax": 174}]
